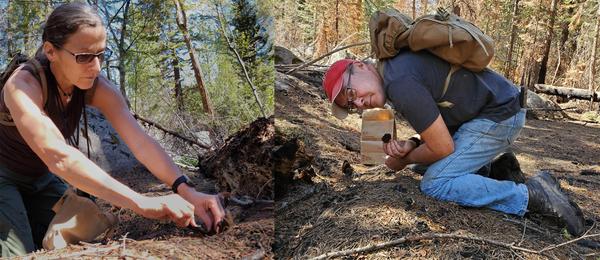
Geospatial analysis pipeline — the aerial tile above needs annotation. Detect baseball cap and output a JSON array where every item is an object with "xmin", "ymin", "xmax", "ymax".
[{"xmin": 322, "ymin": 59, "xmax": 356, "ymax": 119}]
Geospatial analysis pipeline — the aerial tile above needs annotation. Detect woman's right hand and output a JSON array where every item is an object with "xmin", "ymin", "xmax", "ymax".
[{"xmin": 134, "ymin": 194, "xmax": 196, "ymax": 228}]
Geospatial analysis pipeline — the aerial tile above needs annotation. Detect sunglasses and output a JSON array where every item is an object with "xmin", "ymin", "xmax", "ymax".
[
  {"xmin": 56, "ymin": 45, "xmax": 112, "ymax": 64},
  {"xmin": 344, "ymin": 63, "xmax": 358, "ymax": 114}
]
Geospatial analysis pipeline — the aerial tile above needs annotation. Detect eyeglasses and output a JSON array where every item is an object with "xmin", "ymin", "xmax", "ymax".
[
  {"xmin": 344, "ymin": 63, "xmax": 358, "ymax": 114},
  {"xmin": 56, "ymin": 45, "xmax": 111, "ymax": 64}
]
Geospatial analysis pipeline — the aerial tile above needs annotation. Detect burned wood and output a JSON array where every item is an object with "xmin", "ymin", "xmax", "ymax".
[
  {"xmin": 199, "ymin": 117, "xmax": 274, "ymax": 199},
  {"xmin": 131, "ymin": 112, "xmax": 211, "ymax": 149},
  {"xmin": 534, "ymin": 84, "xmax": 600, "ymax": 101}
]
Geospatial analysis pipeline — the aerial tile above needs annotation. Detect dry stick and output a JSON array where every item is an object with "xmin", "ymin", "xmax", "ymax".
[
  {"xmin": 503, "ymin": 217, "xmax": 547, "ymax": 235},
  {"xmin": 309, "ymin": 232, "xmax": 548, "ymax": 260},
  {"xmin": 286, "ymin": 42, "xmax": 371, "ymax": 74},
  {"xmin": 214, "ymin": 5, "xmax": 266, "ymax": 118},
  {"xmin": 538, "ymin": 231, "xmax": 600, "ymax": 253},
  {"xmin": 132, "ymin": 112, "xmax": 210, "ymax": 149},
  {"xmin": 526, "ymin": 106, "xmax": 577, "ymax": 111}
]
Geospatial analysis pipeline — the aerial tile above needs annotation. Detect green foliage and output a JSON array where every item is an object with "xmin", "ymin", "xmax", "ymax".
[{"xmin": 0, "ymin": 0, "xmax": 274, "ymax": 140}]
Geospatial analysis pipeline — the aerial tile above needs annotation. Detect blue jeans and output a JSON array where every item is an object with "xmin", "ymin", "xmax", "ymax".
[{"xmin": 420, "ymin": 109, "xmax": 528, "ymax": 216}]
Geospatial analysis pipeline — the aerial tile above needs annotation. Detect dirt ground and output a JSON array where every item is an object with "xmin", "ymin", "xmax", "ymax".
[
  {"xmin": 274, "ymin": 68, "xmax": 600, "ymax": 259},
  {"xmin": 21, "ymin": 136, "xmax": 273, "ymax": 259}
]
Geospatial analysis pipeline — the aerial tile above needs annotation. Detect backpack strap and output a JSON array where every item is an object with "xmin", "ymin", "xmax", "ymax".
[{"xmin": 437, "ymin": 64, "xmax": 461, "ymax": 109}]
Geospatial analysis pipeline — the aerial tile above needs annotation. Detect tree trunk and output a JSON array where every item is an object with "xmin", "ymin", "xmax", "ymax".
[
  {"xmin": 421, "ymin": 0, "xmax": 428, "ymax": 15},
  {"xmin": 557, "ymin": 3, "xmax": 576, "ymax": 81},
  {"xmin": 6, "ymin": 0, "xmax": 12, "ymax": 57},
  {"xmin": 505, "ymin": 0, "xmax": 520, "ymax": 79},
  {"xmin": 534, "ymin": 84, "xmax": 600, "ymax": 101},
  {"xmin": 412, "ymin": 0, "xmax": 416, "ymax": 19},
  {"xmin": 589, "ymin": 1, "xmax": 600, "ymax": 109},
  {"xmin": 537, "ymin": 0, "xmax": 559, "ymax": 84},
  {"xmin": 172, "ymin": 48, "xmax": 183, "ymax": 112},
  {"xmin": 173, "ymin": 0, "xmax": 214, "ymax": 116},
  {"xmin": 118, "ymin": 0, "xmax": 131, "ymax": 108}
]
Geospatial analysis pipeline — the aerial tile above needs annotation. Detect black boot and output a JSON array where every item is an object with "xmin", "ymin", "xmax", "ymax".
[
  {"xmin": 476, "ymin": 152, "xmax": 526, "ymax": 183},
  {"xmin": 526, "ymin": 171, "xmax": 585, "ymax": 236},
  {"xmin": 489, "ymin": 152, "xmax": 526, "ymax": 183}
]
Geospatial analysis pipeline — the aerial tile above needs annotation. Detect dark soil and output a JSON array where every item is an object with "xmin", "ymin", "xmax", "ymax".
[{"xmin": 24, "ymin": 119, "xmax": 275, "ymax": 259}]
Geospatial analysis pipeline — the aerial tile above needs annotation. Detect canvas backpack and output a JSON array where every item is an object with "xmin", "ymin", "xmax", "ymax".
[{"xmin": 369, "ymin": 7, "xmax": 495, "ymax": 107}]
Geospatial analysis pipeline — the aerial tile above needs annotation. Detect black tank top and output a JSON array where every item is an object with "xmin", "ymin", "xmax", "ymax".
[{"xmin": 0, "ymin": 57, "xmax": 96, "ymax": 177}]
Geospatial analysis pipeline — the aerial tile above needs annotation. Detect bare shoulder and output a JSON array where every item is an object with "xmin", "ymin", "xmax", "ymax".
[
  {"xmin": 88, "ymin": 74, "xmax": 127, "ymax": 109},
  {"xmin": 3, "ymin": 67, "xmax": 44, "ymax": 106}
]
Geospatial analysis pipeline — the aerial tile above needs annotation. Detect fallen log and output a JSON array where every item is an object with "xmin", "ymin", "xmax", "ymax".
[
  {"xmin": 198, "ymin": 117, "xmax": 274, "ymax": 199},
  {"xmin": 534, "ymin": 84, "xmax": 600, "ymax": 101}
]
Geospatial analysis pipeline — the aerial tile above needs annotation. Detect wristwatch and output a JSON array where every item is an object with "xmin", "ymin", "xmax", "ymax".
[
  {"xmin": 172, "ymin": 175, "xmax": 195, "ymax": 194},
  {"xmin": 408, "ymin": 136, "xmax": 422, "ymax": 147}
]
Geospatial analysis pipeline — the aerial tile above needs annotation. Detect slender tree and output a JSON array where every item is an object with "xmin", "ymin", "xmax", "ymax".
[
  {"xmin": 173, "ymin": 0, "xmax": 214, "ymax": 116},
  {"xmin": 537, "ymin": 0, "xmax": 559, "ymax": 84},
  {"xmin": 589, "ymin": 0, "xmax": 600, "ymax": 109}
]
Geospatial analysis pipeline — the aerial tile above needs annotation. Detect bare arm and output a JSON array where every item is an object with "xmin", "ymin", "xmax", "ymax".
[
  {"xmin": 3, "ymin": 70, "xmax": 144, "ymax": 211},
  {"xmin": 89, "ymin": 76, "xmax": 225, "ymax": 231},
  {"xmin": 385, "ymin": 115, "xmax": 454, "ymax": 170}
]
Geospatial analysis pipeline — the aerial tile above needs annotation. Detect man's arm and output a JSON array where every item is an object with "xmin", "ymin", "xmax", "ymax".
[{"xmin": 385, "ymin": 115, "xmax": 454, "ymax": 170}]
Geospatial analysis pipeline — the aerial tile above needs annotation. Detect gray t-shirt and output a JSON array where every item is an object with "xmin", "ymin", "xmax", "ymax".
[{"xmin": 382, "ymin": 51, "xmax": 521, "ymax": 134}]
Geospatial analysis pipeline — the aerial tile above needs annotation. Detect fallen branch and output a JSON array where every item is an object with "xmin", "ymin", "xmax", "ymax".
[
  {"xmin": 309, "ymin": 230, "xmax": 600, "ymax": 260},
  {"xmin": 526, "ymin": 106, "xmax": 577, "ymax": 112},
  {"xmin": 286, "ymin": 42, "xmax": 370, "ymax": 74},
  {"xmin": 534, "ymin": 84, "xmax": 600, "ymax": 101},
  {"xmin": 229, "ymin": 196, "xmax": 274, "ymax": 206},
  {"xmin": 132, "ymin": 112, "xmax": 210, "ymax": 149},
  {"xmin": 175, "ymin": 161, "xmax": 200, "ymax": 171},
  {"xmin": 502, "ymin": 217, "xmax": 548, "ymax": 235}
]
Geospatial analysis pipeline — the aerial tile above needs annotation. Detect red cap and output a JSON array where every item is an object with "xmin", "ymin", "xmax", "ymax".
[{"xmin": 323, "ymin": 59, "xmax": 355, "ymax": 119}]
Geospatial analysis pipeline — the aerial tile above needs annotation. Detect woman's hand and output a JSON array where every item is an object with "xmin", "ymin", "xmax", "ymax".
[
  {"xmin": 383, "ymin": 140, "xmax": 417, "ymax": 159},
  {"xmin": 179, "ymin": 189, "xmax": 226, "ymax": 233},
  {"xmin": 134, "ymin": 194, "xmax": 197, "ymax": 228}
]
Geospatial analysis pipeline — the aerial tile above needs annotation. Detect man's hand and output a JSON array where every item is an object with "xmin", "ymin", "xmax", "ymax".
[
  {"xmin": 134, "ymin": 194, "xmax": 196, "ymax": 228},
  {"xmin": 178, "ymin": 187, "xmax": 226, "ymax": 233},
  {"xmin": 385, "ymin": 155, "xmax": 410, "ymax": 171},
  {"xmin": 383, "ymin": 140, "xmax": 417, "ymax": 159}
]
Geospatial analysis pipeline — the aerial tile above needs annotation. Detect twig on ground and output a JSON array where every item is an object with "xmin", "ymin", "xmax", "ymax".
[
  {"xmin": 311, "ymin": 233, "xmax": 537, "ymax": 260},
  {"xmin": 175, "ymin": 161, "xmax": 199, "ymax": 171},
  {"xmin": 120, "ymin": 232, "xmax": 129, "ymax": 256},
  {"xmin": 308, "ymin": 230, "xmax": 599, "ymax": 260},
  {"xmin": 50, "ymin": 244, "xmax": 121, "ymax": 259},
  {"xmin": 538, "ymin": 230, "xmax": 600, "ymax": 253},
  {"xmin": 276, "ymin": 186, "xmax": 317, "ymax": 213},
  {"xmin": 527, "ymin": 106, "xmax": 577, "ymax": 111},
  {"xmin": 286, "ymin": 42, "xmax": 370, "ymax": 74},
  {"xmin": 503, "ymin": 217, "xmax": 547, "ymax": 235},
  {"xmin": 241, "ymin": 248, "xmax": 265, "ymax": 260},
  {"xmin": 132, "ymin": 112, "xmax": 210, "ymax": 149},
  {"xmin": 229, "ymin": 196, "xmax": 274, "ymax": 206},
  {"xmin": 518, "ymin": 218, "xmax": 528, "ymax": 246}
]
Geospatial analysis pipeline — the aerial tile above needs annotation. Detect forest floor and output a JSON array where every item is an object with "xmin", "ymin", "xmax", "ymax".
[
  {"xmin": 22, "ymin": 133, "xmax": 274, "ymax": 259},
  {"xmin": 274, "ymin": 67, "xmax": 600, "ymax": 259}
]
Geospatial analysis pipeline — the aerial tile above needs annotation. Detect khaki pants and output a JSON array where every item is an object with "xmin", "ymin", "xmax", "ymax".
[{"xmin": 0, "ymin": 165, "xmax": 66, "ymax": 257}]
